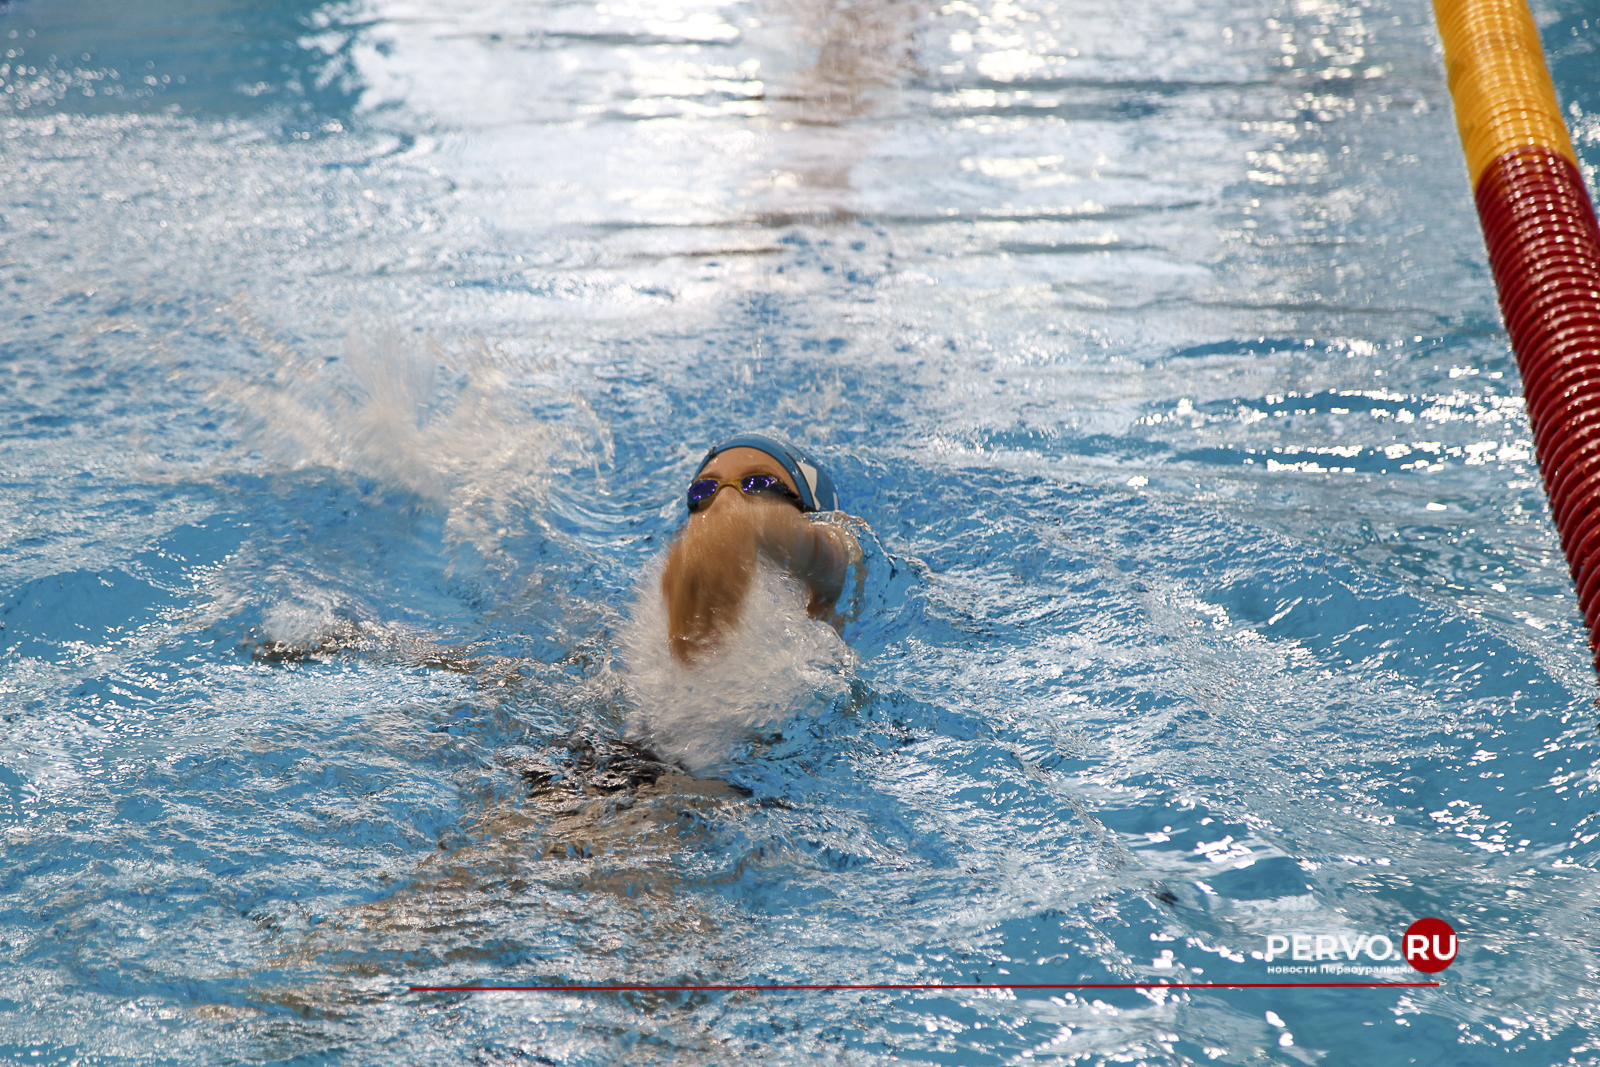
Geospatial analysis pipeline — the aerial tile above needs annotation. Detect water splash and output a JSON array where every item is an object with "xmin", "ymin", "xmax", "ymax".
[
  {"xmin": 217, "ymin": 308, "xmax": 611, "ymax": 572},
  {"xmin": 621, "ymin": 558, "xmax": 855, "ymax": 774}
]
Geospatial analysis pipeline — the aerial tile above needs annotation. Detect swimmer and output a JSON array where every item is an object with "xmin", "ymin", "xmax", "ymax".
[{"xmin": 660, "ymin": 433, "xmax": 860, "ymax": 665}]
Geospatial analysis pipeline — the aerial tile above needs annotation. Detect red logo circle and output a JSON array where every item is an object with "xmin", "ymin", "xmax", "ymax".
[{"xmin": 1403, "ymin": 917, "xmax": 1458, "ymax": 973}]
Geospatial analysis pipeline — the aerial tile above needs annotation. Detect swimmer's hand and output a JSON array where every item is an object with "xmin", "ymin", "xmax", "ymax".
[{"xmin": 660, "ymin": 490, "xmax": 860, "ymax": 666}]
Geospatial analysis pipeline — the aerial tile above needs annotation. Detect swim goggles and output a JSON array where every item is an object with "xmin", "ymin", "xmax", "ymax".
[
  {"xmin": 694, "ymin": 432, "xmax": 838, "ymax": 512},
  {"xmin": 685, "ymin": 474, "xmax": 803, "ymax": 513}
]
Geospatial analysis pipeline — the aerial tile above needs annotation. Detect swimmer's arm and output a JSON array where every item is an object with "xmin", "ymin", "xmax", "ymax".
[
  {"xmin": 758, "ymin": 512, "xmax": 861, "ymax": 613},
  {"xmin": 660, "ymin": 501, "xmax": 862, "ymax": 663}
]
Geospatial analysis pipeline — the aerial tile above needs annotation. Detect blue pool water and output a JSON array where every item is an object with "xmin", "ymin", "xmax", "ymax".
[{"xmin": 4, "ymin": 0, "xmax": 1600, "ymax": 1062}]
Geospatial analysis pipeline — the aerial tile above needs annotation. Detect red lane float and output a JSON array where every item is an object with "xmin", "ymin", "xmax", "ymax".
[{"xmin": 1435, "ymin": 0, "xmax": 1600, "ymax": 669}]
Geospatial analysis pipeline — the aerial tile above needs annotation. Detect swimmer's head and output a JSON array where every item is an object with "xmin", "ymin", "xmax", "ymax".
[{"xmin": 693, "ymin": 433, "xmax": 839, "ymax": 513}]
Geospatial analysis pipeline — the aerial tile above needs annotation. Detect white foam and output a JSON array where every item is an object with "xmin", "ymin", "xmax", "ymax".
[
  {"xmin": 259, "ymin": 592, "xmax": 350, "ymax": 648},
  {"xmin": 220, "ymin": 327, "xmax": 608, "ymax": 570},
  {"xmin": 619, "ymin": 557, "xmax": 855, "ymax": 775}
]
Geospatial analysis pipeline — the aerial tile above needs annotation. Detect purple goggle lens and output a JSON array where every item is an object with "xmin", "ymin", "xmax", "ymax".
[{"xmin": 686, "ymin": 474, "xmax": 802, "ymax": 512}]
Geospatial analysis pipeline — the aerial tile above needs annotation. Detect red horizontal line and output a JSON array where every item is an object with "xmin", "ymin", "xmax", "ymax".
[{"xmin": 408, "ymin": 981, "xmax": 1440, "ymax": 993}]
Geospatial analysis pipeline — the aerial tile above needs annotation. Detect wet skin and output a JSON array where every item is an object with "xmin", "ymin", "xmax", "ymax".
[{"xmin": 660, "ymin": 446, "xmax": 858, "ymax": 665}]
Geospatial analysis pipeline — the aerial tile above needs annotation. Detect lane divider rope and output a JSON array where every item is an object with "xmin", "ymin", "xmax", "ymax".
[{"xmin": 1434, "ymin": 0, "xmax": 1600, "ymax": 669}]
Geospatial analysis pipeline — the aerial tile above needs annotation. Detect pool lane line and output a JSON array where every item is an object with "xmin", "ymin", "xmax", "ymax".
[
  {"xmin": 1434, "ymin": 0, "xmax": 1600, "ymax": 671},
  {"xmin": 407, "ymin": 982, "xmax": 1441, "ymax": 993}
]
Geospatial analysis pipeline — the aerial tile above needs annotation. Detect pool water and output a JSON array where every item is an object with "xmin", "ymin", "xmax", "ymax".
[{"xmin": 4, "ymin": 0, "xmax": 1600, "ymax": 1062}]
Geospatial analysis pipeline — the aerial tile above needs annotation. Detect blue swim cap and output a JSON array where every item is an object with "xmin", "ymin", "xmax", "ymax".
[{"xmin": 695, "ymin": 433, "xmax": 840, "ymax": 512}]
